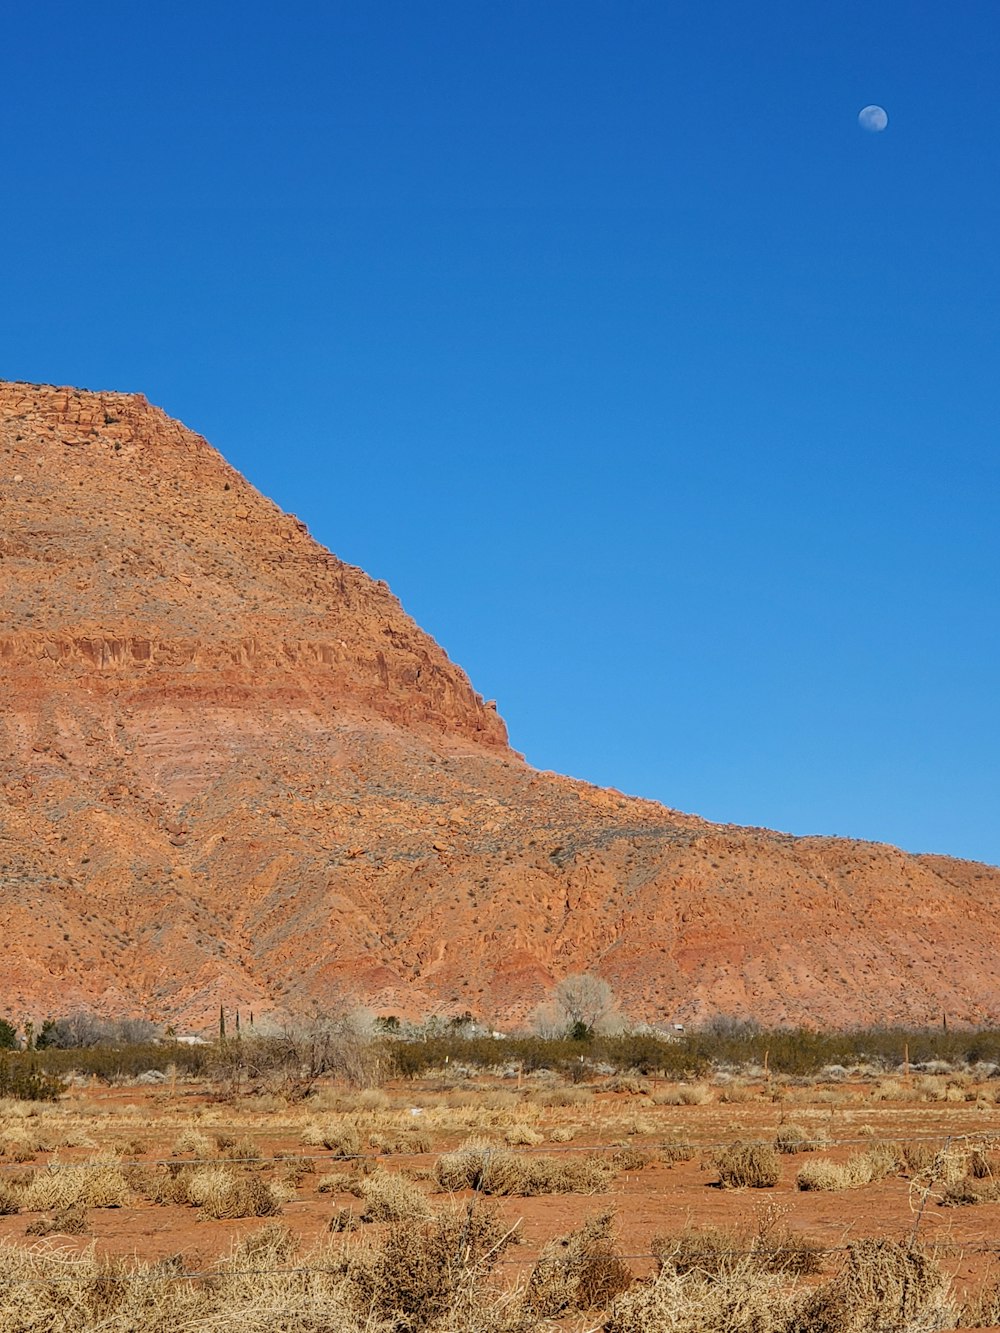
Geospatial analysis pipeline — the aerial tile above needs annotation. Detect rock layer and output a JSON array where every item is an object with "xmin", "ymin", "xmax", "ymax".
[{"xmin": 3, "ymin": 380, "xmax": 999, "ymax": 1031}]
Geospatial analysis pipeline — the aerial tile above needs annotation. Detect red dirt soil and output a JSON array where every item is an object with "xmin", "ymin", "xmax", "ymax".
[
  {"xmin": 3, "ymin": 379, "xmax": 1000, "ymax": 1032},
  {"xmin": 2, "ymin": 1080, "xmax": 1000, "ymax": 1321}
]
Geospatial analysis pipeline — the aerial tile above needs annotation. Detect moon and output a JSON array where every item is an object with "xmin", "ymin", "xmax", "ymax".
[{"xmin": 858, "ymin": 105, "xmax": 888, "ymax": 132}]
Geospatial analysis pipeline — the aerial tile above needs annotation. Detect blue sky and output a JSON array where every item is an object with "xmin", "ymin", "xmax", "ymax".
[{"xmin": 4, "ymin": 2, "xmax": 999, "ymax": 864}]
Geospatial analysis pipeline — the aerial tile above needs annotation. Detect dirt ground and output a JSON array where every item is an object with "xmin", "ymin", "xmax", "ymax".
[{"xmin": 3, "ymin": 1073, "xmax": 1000, "ymax": 1325}]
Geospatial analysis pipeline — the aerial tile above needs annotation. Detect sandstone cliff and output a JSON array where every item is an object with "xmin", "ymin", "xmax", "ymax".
[{"xmin": 2, "ymin": 381, "xmax": 998, "ymax": 1031}]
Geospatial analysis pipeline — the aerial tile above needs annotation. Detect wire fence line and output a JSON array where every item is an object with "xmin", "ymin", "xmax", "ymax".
[
  {"xmin": 1, "ymin": 1126, "xmax": 997, "ymax": 1172},
  {"xmin": 7, "ymin": 1240, "xmax": 1000, "ymax": 1287}
]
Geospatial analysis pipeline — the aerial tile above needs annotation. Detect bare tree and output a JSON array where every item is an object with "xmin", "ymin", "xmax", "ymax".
[{"xmin": 534, "ymin": 974, "xmax": 622, "ymax": 1038}]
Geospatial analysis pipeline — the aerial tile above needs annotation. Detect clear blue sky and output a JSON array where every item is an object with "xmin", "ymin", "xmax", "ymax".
[{"xmin": 4, "ymin": 3, "xmax": 998, "ymax": 865}]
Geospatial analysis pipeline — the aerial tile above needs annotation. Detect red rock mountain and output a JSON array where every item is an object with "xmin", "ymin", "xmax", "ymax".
[{"xmin": 2, "ymin": 381, "xmax": 998, "ymax": 1032}]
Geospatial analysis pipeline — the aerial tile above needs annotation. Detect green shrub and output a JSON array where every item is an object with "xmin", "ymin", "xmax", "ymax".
[{"xmin": 0, "ymin": 1056, "xmax": 62, "ymax": 1102}]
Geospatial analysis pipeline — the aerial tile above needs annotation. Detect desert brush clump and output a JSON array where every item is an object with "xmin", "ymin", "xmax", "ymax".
[
  {"xmin": 651, "ymin": 1220, "xmax": 824, "ymax": 1279},
  {"xmin": 355, "ymin": 1168, "xmax": 432, "ymax": 1222},
  {"xmin": 603, "ymin": 1254, "xmax": 797, "ymax": 1333},
  {"xmin": 715, "ymin": 1141, "xmax": 781, "ymax": 1188},
  {"xmin": 171, "ymin": 1128, "xmax": 213, "ymax": 1156},
  {"xmin": 24, "ymin": 1203, "xmax": 89, "ymax": 1236},
  {"xmin": 503, "ymin": 1122, "xmax": 544, "ymax": 1146},
  {"xmin": 20, "ymin": 1158, "xmax": 131, "ymax": 1211},
  {"xmin": 795, "ymin": 1237, "xmax": 955, "ymax": 1332},
  {"xmin": 301, "ymin": 1119, "xmax": 363, "ymax": 1156},
  {"xmin": 523, "ymin": 1211, "xmax": 633, "ymax": 1316},
  {"xmin": 652, "ymin": 1082, "xmax": 713, "ymax": 1106},
  {"xmin": 435, "ymin": 1143, "xmax": 614, "ymax": 1196},
  {"xmin": 184, "ymin": 1165, "xmax": 282, "ymax": 1219},
  {"xmin": 774, "ymin": 1122, "xmax": 821, "ymax": 1154},
  {"xmin": 347, "ymin": 1199, "xmax": 522, "ymax": 1331},
  {"xmin": 796, "ymin": 1142, "xmax": 902, "ymax": 1192}
]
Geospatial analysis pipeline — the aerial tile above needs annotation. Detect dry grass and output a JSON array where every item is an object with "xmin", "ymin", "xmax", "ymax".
[
  {"xmin": 604, "ymin": 1255, "xmax": 796, "ymax": 1333},
  {"xmin": 24, "ymin": 1203, "xmax": 89, "ymax": 1236},
  {"xmin": 524, "ymin": 1211, "xmax": 633, "ymax": 1316},
  {"xmin": 796, "ymin": 1142, "xmax": 902, "ymax": 1192},
  {"xmin": 652, "ymin": 1083, "xmax": 713, "ymax": 1106},
  {"xmin": 773, "ymin": 1122, "xmax": 821, "ymax": 1154},
  {"xmin": 503, "ymin": 1123, "xmax": 544, "ymax": 1146},
  {"xmin": 715, "ymin": 1141, "xmax": 781, "ymax": 1189},
  {"xmin": 651, "ymin": 1220, "xmax": 823, "ymax": 1279},
  {"xmin": 796, "ymin": 1237, "xmax": 955, "ymax": 1332},
  {"xmin": 172, "ymin": 1128, "xmax": 213, "ymax": 1156},
  {"xmin": 185, "ymin": 1166, "xmax": 282, "ymax": 1219},
  {"xmin": 355, "ymin": 1168, "xmax": 432, "ymax": 1222},
  {"xmin": 19, "ymin": 1158, "xmax": 132, "ymax": 1211},
  {"xmin": 435, "ymin": 1143, "xmax": 614, "ymax": 1195}
]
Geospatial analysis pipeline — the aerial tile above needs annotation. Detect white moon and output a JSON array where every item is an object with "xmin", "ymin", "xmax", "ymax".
[{"xmin": 858, "ymin": 104, "xmax": 888, "ymax": 132}]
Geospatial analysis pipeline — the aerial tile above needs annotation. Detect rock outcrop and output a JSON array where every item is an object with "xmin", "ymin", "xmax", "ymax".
[{"xmin": 3, "ymin": 380, "xmax": 999, "ymax": 1031}]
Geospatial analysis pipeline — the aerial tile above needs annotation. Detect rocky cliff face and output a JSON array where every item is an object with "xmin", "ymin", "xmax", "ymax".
[{"xmin": 3, "ymin": 380, "xmax": 998, "ymax": 1031}]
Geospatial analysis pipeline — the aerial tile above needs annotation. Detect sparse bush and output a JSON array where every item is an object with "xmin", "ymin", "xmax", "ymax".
[
  {"xmin": 356, "ymin": 1169, "xmax": 431, "ymax": 1222},
  {"xmin": 435, "ymin": 1144, "xmax": 614, "ymax": 1196},
  {"xmin": 36, "ymin": 1013, "xmax": 161, "ymax": 1049},
  {"xmin": 25, "ymin": 1204, "xmax": 88, "ymax": 1236},
  {"xmin": 774, "ymin": 1122, "xmax": 819, "ymax": 1154},
  {"xmin": 503, "ymin": 1123, "xmax": 544, "ymax": 1146},
  {"xmin": 185, "ymin": 1166, "xmax": 281, "ymax": 1219},
  {"xmin": 0, "ymin": 1058, "xmax": 61, "ymax": 1102},
  {"xmin": 940, "ymin": 1175, "xmax": 1000, "ymax": 1207},
  {"xmin": 605, "ymin": 1255, "xmax": 795, "ymax": 1333},
  {"xmin": 524, "ymin": 1211, "xmax": 632, "ymax": 1316},
  {"xmin": 349, "ymin": 1200, "xmax": 518, "ymax": 1329},
  {"xmin": 795, "ymin": 1238, "xmax": 955, "ymax": 1332},
  {"xmin": 715, "ymin": 1142, "xmax": 780, "ymax": 1189},
  {"xmin": 172, "ymin": 1129, "xmax": 213, "ymax": 1156}
]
